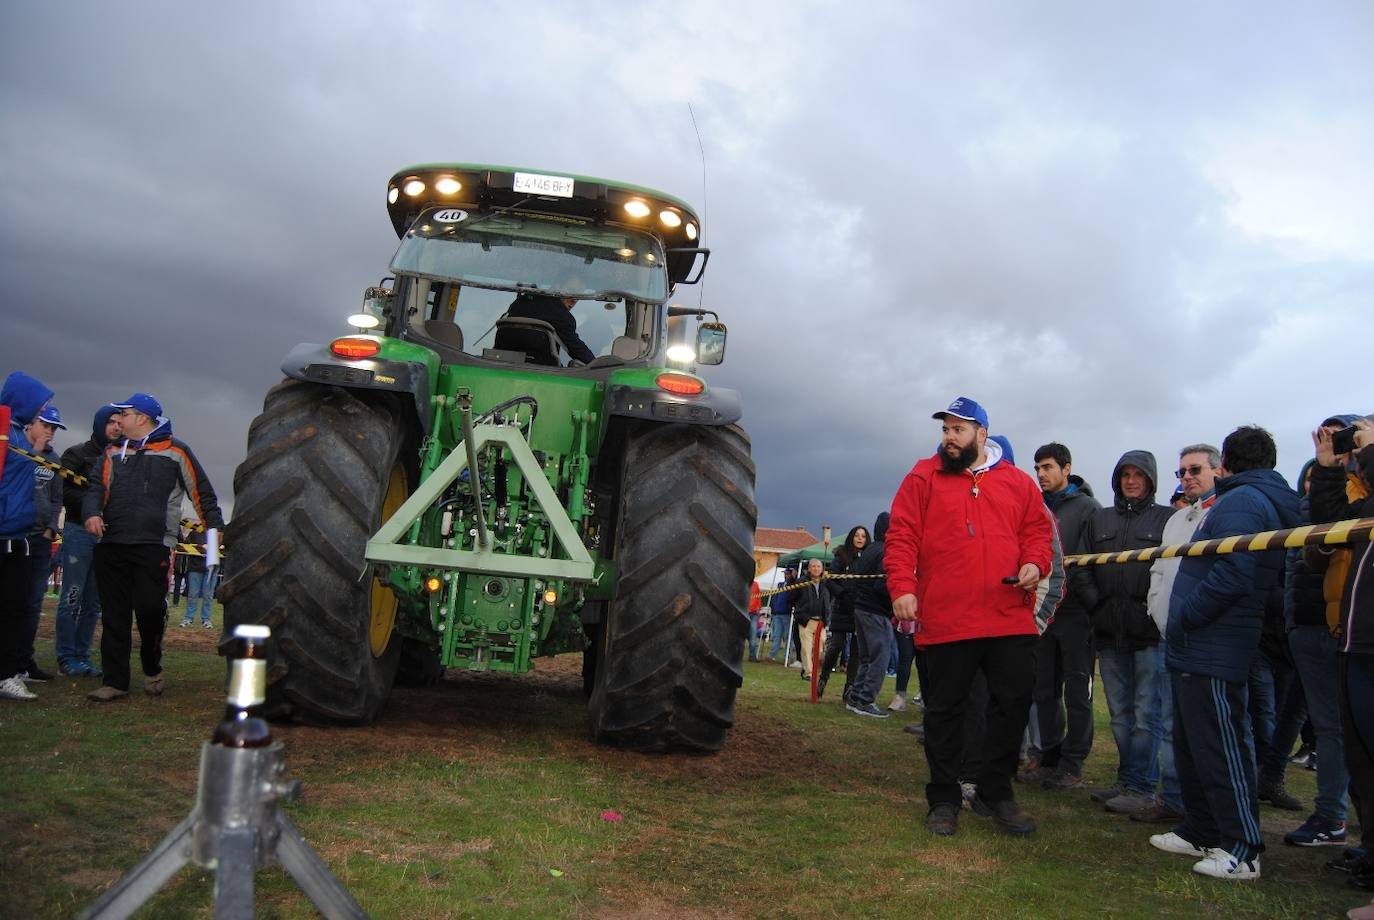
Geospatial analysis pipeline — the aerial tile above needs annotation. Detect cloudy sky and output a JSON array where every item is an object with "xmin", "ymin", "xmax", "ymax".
[{"xmin": 3, "ymin": 2, "xmax": 1370, "ymax": 536}]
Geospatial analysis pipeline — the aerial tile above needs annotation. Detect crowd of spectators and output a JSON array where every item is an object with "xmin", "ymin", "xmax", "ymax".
[
  {"xmin": 759, "ymin": 396, "xmax": 1374, "ymax": 904},
  {"xmin": 1, "ymin": 371, "xmax": 223, "ymax": 704}
]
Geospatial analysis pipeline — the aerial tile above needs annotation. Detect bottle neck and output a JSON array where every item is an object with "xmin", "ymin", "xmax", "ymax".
[{"xmin": 226, "ymin": 657, "xmax": 267, "ymax": 710}]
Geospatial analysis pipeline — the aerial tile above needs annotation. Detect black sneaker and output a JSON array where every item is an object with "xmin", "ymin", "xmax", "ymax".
[
  {"xmin": 1327, "ymin": 848, "xmax": 1372, "ymax": 874},
  {"xmin": 846, "ymin": 701, "xmax": 890, "ymax": 719},
  {"xmin": 926, "ymin": 803, "xmax": 959, "ymax": 837}
]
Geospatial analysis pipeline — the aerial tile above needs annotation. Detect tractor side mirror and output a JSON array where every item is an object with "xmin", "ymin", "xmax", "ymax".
[{"xmin": 696, "ymin": 322, "xmax": 727, "ymax": 365}]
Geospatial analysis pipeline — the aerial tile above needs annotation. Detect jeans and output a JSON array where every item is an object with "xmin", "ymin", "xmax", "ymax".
[
  {"xmin": 767, "ymin": 613, "xmax": 792, "ymax": 660},
  {"xmin": 1279, "ymin": 626, "xmax": 1348, "ymax": 821},
  {"xmin": 55, "ymin": 524, "xmax": 102, "ymax": 666},
  {"xmin": 745, "ymin": 614, "xmax": 762, "ymax": 659},
  {"xmin": 185, "ymin": 567, "xmax": 216, "ymax": 625},
  {"xmin": 850, "ymin": 610, "xmax": 891, "ymax": 706},
  {"xmin": 1097, "ymin": 643, "xmax": 1165, "ymax": 794},
  {"xmin": 23, "ymin": 536, "xmax": 52, "ymax": 664},
  {"xmin": 893, "ymin": 630, "xmax": 915, "ymax": 695},
  {"xmin": 1157, "ymin": 662, "xmax": 1183, "ymax": 811}
]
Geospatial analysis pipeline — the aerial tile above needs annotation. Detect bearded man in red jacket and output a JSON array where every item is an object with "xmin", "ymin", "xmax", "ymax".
[{"xmin": 886, "ymin": 397, "xmax": 1053, "ymax": 838}]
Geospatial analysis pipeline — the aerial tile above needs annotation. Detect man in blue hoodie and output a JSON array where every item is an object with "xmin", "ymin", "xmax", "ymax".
[
  {"xmin": 54, "ymin": 404, "xmax": 121, "ymax": 676},
  {"xmin": 1, "ymin": 371, "xmax": 55, "ymax": 702},
  {"xmin": 83, "ymin": 392, "xmax": 223, "ymax": 702},
  {"xmin": 1149, "ymin": 425, "xmax": 1301, "ymax": 881}
]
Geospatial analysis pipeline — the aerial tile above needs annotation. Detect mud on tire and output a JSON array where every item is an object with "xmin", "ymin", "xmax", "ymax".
[
  {"xmin": 219, "ymin": 379, "xmax": 412, "ymax": 723},
  {"xmin": 588, "ymin": 423, "xmax": 757, "ymax": 752}
]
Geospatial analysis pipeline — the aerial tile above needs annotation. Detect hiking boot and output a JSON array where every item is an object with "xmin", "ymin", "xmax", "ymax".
[
  {"xmin": 1016, "ymin": 765, "xmax": 1053, "ymax": 785},
  {"xmin": 0, "ymin": 675, "xmax": 38, "ymax": 701},
  {"xmin": 1089, "ymin": 784, "xmax": 1125, "ymax": 804},
  {"xmin": 970, "ymin": 795, "xmax": 1037, "ymax": 835},
  {"xmin": 1041, "ymin": 769, "xmax": 1085, "ymax": 791},
  {"xmin": 1150, "ymin": 831, "xmax": 1208, "ymax": 857},
  {"xmin": 926, "ymin": 803, "xmax": 959, "ymax": 837},
  {"xmin": 846, "ymin": 701, "xmax": 890, "ymax": 719},
  {"xmin": 144, "ymin": 673, "xmax": 165, "ymax": 697},
  {"xmin": 1129, "ymin": 800, "xmax": 1184, "ymax": 824},
  {"xmin": 87, "ymin": 685, "xmax": 129, "ymax": 702},
  {"xmin": 1104, "ymin": 792, "xmax": 1156, "ymax": 815},
  {"xmin": 887, "ymin": 692, "xmax": 907, "ymax": 712},
  {"xmin": 1285, "ymin": 814, "xmax": 1347, "ymax": 847},
  {"xmin": 1258, "ymin": 780, "xmax": 1304, "ymax": 811},
  {"xmin": 1192, "ymin": 849, "xmax": 1260, "ymax": 880}
]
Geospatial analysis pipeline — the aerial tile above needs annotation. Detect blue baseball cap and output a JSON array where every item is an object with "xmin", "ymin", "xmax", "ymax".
[
  {"xmin": 933, "ymin": 396, "xmax": 989, "ymax": 429},
  {"xmin": 36, "ymin": 405, "xmax": 67, "ymax": 430},
  {"xmin": 111, "ymin": 392, "xmax": 164, "ymax": 420}
]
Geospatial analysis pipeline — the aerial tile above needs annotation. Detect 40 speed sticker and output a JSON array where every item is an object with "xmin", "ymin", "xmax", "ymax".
[{"xmin": 432, "ymin": 208, "xmax": 468, "ymax": 223}]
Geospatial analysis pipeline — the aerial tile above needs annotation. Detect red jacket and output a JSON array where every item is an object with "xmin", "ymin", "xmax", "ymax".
[{"xmin": 884, "ymin": 454, "xmax": 1053, "ymax": 646}]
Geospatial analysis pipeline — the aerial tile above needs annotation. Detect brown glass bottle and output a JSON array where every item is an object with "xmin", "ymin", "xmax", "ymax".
[{"xmin": 212, "ymin": 624, "xmax": 273, "ymax": 748}]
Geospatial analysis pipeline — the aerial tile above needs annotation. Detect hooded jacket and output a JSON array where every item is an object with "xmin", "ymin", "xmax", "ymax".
[
  {"xmin": 60, "ymin": 404, "xmax": 120, "ymax": 523},
  {"xmin": 1, "ymin": 371, "xmax": 54, "ymax": 540},
  {"xmin": 82, "ymin": 417, "xmax": 225, "ymax": 548},
  {"xmin": 884, "ymin": 440, "xmax": 1054, "ymax": 646},
  {"xmin": 1311, "ymin": 443, "xmax": 1374, "ymax": 655},
  {"xmin": 1165, "ymin": 468, "xmax": 1302, "ymax": 681},
  {"xmin": 1084, "ymin": 450, "xmax": 1173, "ymax": 651},
  {"xmin": 1043, "ymin": 474, "xmax": 1100, "ymax": 618},
  {"xmin": 851, "ymin": 512, "xmax": 892, "ymax": 617},
  {"xmin": 825, "ymin": 525, "xmax": 869, "ymax": 631}
]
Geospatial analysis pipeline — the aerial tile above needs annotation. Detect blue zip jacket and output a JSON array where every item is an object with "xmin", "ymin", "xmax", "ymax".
[
  {"xmin": 1, "ymin": 371, "xmax": 55, "ymax": 539},
  {"xmin": 1165, "ymin": 468, "xmax": 1301, "ymax": 682}
]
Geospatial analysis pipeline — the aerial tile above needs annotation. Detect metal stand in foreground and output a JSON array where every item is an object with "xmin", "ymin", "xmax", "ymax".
[{"xmin": 78, "ymin": 739, "xmax": 368, "ymax": 919}]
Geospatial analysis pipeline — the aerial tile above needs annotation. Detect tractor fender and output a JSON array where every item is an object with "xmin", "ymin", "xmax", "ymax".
[
  {"xmin": 601, "ymin": 382, "xmax": 743, "ymax": 429},
  {"xmin": 280, "ymin": 343, "xmax": 433, "ymax": 436}
]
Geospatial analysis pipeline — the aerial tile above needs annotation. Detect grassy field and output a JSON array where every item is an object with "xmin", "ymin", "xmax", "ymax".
[{"xmin": 1, "ymin": 604, "xmax": 1366, "ymax": 919}]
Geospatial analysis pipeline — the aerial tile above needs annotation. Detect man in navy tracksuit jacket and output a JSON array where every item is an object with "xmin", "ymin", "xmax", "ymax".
[{"xmin": 1155, "ymin": 426, "xmax": 1300, "ymax": 880}]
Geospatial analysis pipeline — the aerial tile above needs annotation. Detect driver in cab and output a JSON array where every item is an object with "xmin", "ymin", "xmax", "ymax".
[{"xmin": 495, "ymin": 292, "xmax": 596, "ymax": 367}]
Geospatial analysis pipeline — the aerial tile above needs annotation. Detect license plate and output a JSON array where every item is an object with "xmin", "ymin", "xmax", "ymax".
[{"xmin": 514, "ymin": 172, "xmax": 575, "ymax": 198}]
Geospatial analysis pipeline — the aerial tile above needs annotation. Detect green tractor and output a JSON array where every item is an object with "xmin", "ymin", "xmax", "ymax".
[{"xmin": 220, "ymin": 164, "xmax": 757, "ymax": 752}]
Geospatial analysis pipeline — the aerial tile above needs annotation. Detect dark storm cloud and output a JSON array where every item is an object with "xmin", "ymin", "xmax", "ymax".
[{"xmin": 3, "ymin": 1, "xmax": 1370, "ymax": 535}]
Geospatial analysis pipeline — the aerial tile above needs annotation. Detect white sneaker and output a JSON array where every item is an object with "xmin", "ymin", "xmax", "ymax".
[
  {"xmin": 0, "ymin": 675, "xmax": 38, "ymax": 701},
  {"xmin": 887, "ymin": 693, "xmax": 907, "ymax": 712},
  {"xmin": 1149, "ymin": 832, "xmax": 1207, "ymax": 857},
  {"xmin": 1192, "ymin": 849, "xmax": 1260, "ymax": 880},
  {"xmin": 787, "ymin": 660, "xmax": 804, "ymax": 670}
]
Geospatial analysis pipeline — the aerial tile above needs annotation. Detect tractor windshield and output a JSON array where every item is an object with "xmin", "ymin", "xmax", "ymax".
[{"xmin": 391, "ymin": 209, "xmax": 669, "ymax": 304}]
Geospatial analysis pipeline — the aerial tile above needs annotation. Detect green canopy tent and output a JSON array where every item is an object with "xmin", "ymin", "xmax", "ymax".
[{"xmin": 777, "ymin": 540, "xmax": 834, "ymax": 567}]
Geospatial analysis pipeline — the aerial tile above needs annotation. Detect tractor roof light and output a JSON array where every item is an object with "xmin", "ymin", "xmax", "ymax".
[
  {"xmin": 665, "ymin": 344, "xmax": 696, "ymax": 364},
  {"xmin": 403, "ymin": 178, "xmax": 426, "ymax": 197},
  {"xmin": 387, "ymin": 186, "xmax": 400, "ymax": 204},
  {"xmin": 329, "ymin": 336, "xmax": 381, "ymax": 359},
  {"xmin": 623, "ymin": 199, "xmax": 651, "ymax": 218},
  {"xmin": 434, "ymin": 176, "xmax": 462, "ymax": 195},
  {"xmin": 655, "ymin": 372, "xmax": 704, "ymax": 395},
  {"xmin": 347, "ymin": 312, "xmax": 380, "ymax": 330},
  {"xmin": 659, "ymin": 209, "xmax": 682, "ymax": 228},
  {"xmin": 685, "ymin": 222, "xmax": 698, "ymax": 241}
]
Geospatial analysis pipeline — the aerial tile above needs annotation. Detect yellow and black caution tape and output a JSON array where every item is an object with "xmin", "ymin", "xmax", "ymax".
[
  {"xmin": 5, "ymin": 443, "xmax": 89, "ymax": 486},
  {"xmin": 1065, "ymin": 516, "xmax": 1374, "ymax": 568},
  {"xmin": 180, "ymin": 517, "xmax": 208, "ymax": 533},
  {"xmin": 757, "ymin": 572, "xmax": 883, "ymax": 601},
  {"xmin": 174, "ymin": 542, "xmax": 226, "ymax": 557}
]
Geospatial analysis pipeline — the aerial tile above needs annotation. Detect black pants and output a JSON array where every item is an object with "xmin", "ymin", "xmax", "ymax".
[
  {"xmin": 94, "ymin": 543, "xmax": 170, "ymax": 692},
  {"xmin": 1340, "ymin": 653, "xmax": 1374, "ymax": 842},
  {"xmin": 0, "ymin": 541, "xmax": 34, "ymax": 679},
  {"xmin": 1032, "ymin": 613, "xmax": 1095, "ymax": 775},
  {"xmin": 923, "ymin": 634, "xmax": 1035, "ymax": 808},
  {"xmin": 1172, "ymin": 671, "xmax": 1263, "ymax": 860},
  {"xmin": 818, "ymin": 627, "xmax": 857, "ymax": 695}
]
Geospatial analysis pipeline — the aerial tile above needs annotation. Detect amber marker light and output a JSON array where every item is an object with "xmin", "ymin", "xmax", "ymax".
[
  {"xmin": 330, "ymin": 337, "xmax": 381, "ymax": 358},
  {"xmin": 655, "ymin": 373, "xmax": 704, "ymax": 395},
  {"xmin": 426, "ymin": 576, "xmax": 443, "ymax": 593},
  {"xmin": 543, "ymin": 589, "xmax": 558, "ymax": 604}
]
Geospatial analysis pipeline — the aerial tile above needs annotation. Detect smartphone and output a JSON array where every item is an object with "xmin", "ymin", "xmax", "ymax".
[{"xmin": 1333, "ymin": 425, "xmax": 1358, "ymax": 455}]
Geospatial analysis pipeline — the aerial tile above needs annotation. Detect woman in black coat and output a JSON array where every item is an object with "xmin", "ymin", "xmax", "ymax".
[{"xmin": 817, "ymin": 525, "xmax": 869, "ymax": 701}]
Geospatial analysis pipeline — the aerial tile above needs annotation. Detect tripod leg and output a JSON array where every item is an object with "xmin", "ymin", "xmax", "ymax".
[
  {"xmin": 275, "ymin": 814, "xmax": 369, "ymax": 920},
  {"xmin": 213, "ymin": 825, "xmax": 257, "ymax": 920},
  {"xmin": 77, "ymin": 815, "xmax": 194, "ymax": 920}
]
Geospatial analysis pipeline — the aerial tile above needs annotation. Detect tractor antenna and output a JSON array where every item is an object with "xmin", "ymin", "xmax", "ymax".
[{"xmin": 688, "ymin": 102, "xmax": 708, "ymax": 305}]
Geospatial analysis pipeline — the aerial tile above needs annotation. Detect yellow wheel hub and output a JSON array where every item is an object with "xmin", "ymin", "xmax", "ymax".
[{"xmin": 369, "ymin": 463, "xmax": 408, "ymax": 657}]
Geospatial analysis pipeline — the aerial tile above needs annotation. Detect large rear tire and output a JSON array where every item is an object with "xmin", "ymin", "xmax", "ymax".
[
  {"xmin": 219, "ymin": 380, "xmax": 411, "ymax": 723},
  {"xmin": 588, "ymin": 423, "xmax": 757, "ymax": 752}
]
